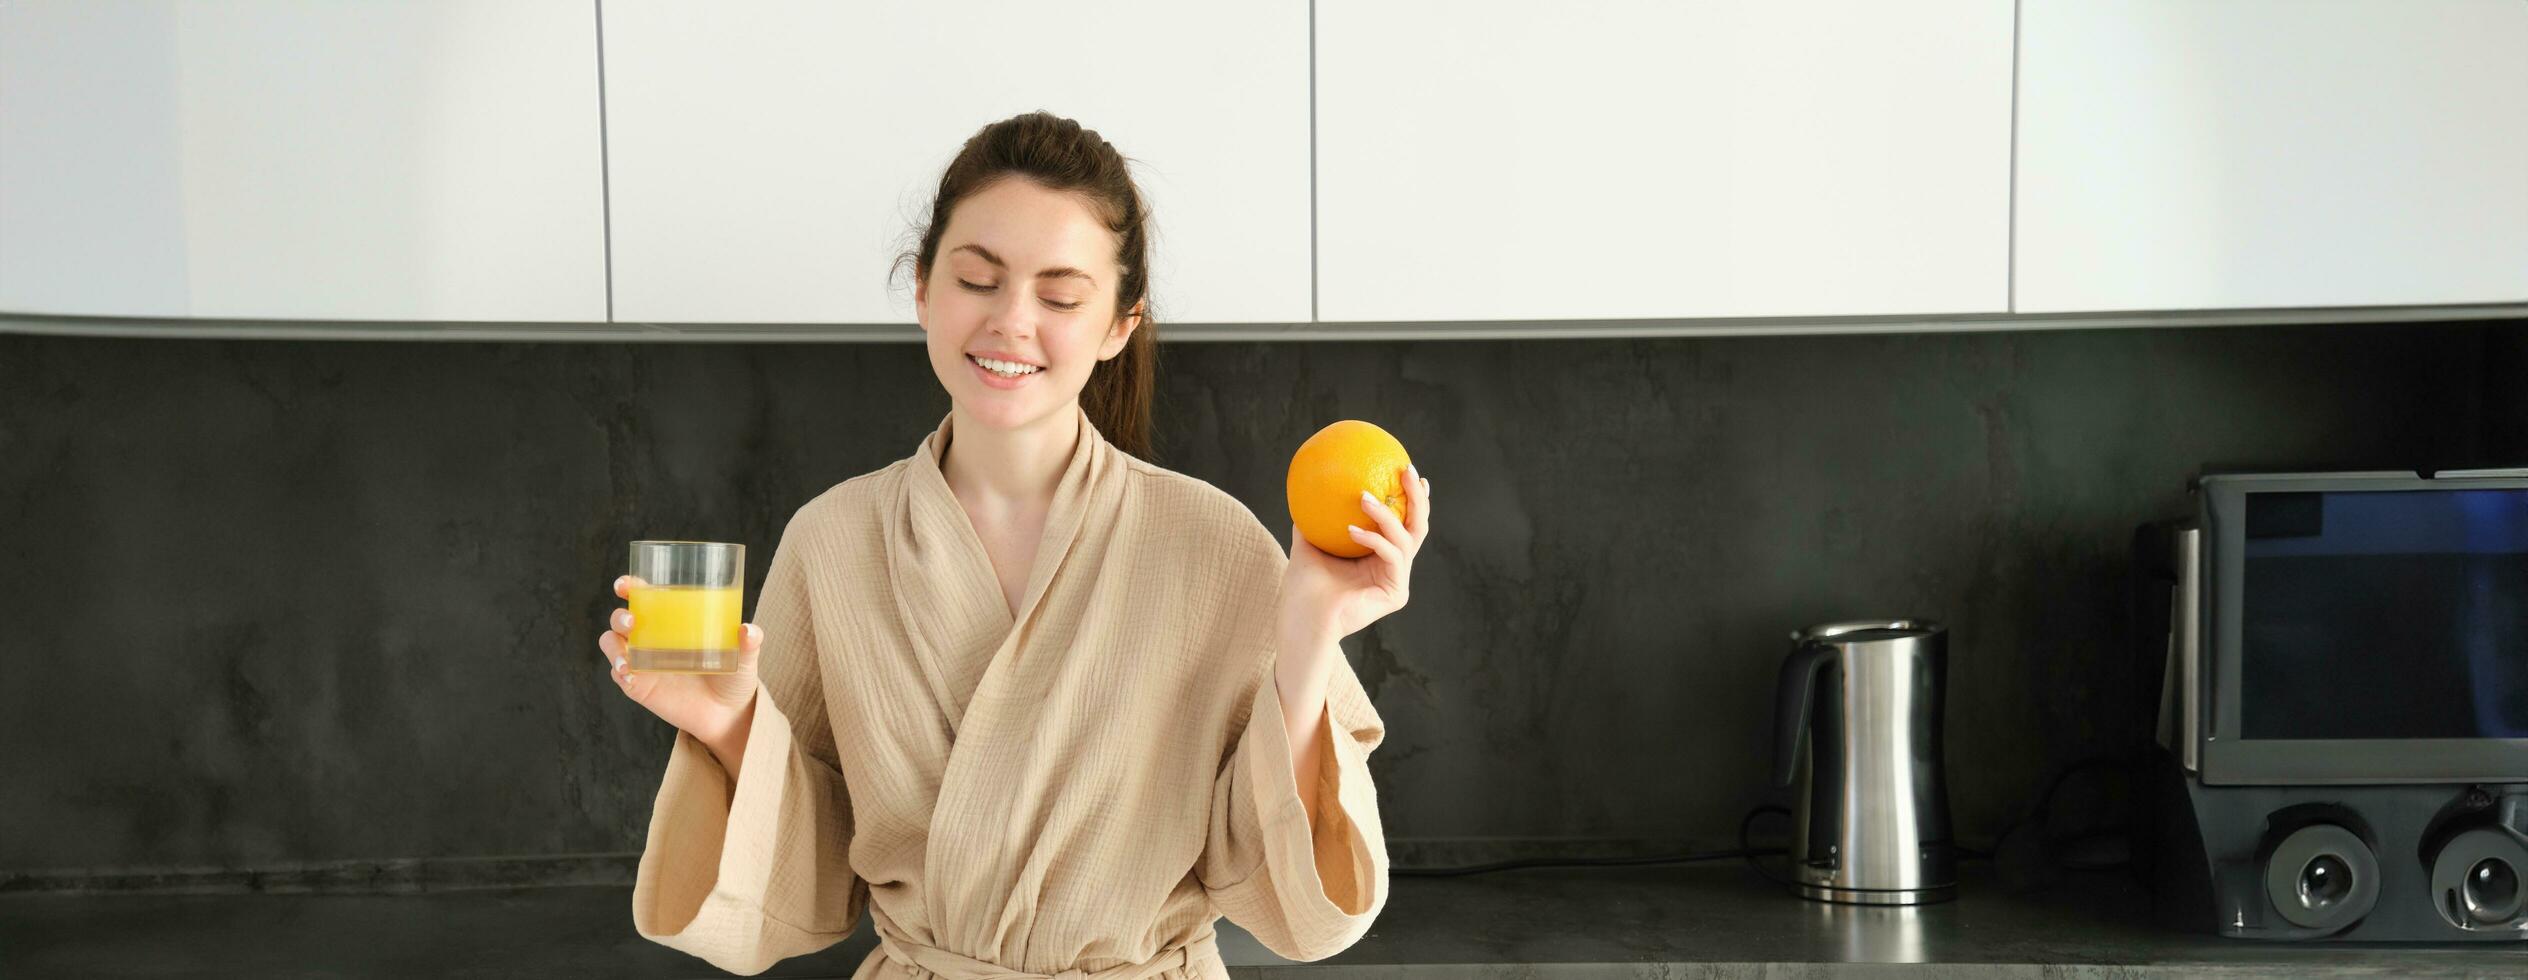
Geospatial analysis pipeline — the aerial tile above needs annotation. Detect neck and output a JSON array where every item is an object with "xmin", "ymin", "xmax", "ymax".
[{"xmin": 940, "ymin": 402, "xmax": 1079, "ymax": 512}]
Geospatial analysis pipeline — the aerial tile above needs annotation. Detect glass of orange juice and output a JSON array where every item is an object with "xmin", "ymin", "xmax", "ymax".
[{"xmin": 626, "ymin": 540, "xmax": 745, "ymax": 674}]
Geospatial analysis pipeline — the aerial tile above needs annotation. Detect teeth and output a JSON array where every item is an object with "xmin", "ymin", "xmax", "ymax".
[{"xmin": 973, "ymin": 355, "xmax": 1040, "ymax": 377}]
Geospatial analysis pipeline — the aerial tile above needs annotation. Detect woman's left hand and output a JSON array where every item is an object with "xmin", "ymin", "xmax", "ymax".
[{"xmin": 1280, "ymin": 464, "xmax": 1431, "ymax": 653}]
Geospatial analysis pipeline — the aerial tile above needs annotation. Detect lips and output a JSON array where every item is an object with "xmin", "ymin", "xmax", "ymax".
[
  {"xmin": 968, "ymin": 352, "xmax": 1041, "ymax": 371},
  {"xmin": 967, "ymin": 353, "xmax": 1039, "ymax": 390}
]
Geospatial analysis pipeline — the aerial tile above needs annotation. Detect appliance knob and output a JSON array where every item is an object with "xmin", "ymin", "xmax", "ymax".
[
  {"xmin": 2262, "ymin": 823, "xmax": 2379, "ymax": 933},
  {"xmin": 2430, "ymin": 828, "xmax": 2528, "ymax": 930}
]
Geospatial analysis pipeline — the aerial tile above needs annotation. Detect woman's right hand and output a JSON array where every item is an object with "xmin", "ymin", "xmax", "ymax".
[{"xmin": 598, "ymin": 575, "xmax": 762, "ymax": 754}]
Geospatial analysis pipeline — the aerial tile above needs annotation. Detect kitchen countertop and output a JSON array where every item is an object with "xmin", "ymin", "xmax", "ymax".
[{"xmin": 3, "ymin": 861, "xmax": 2521, "ymax": 978}]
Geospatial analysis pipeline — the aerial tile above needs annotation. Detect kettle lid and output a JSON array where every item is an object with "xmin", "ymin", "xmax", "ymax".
[{"xmin": 1790, "ymin": 619, "xmax": 1944, "ymax": 644}]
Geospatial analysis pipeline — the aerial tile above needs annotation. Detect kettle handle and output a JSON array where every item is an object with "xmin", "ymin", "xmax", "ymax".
[{"xmin": 1772, "ymin": 638, "xmax": 1837, "ymax": 788}]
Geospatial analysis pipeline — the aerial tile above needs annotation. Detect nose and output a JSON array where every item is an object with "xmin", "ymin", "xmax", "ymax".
[{"xmin": 982, "ymin": 286, "xmax": 1036, "ymax": 340}]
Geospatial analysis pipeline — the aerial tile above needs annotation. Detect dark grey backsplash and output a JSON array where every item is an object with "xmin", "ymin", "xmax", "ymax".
[
  {"xmin": 2487, "ymin": 323, "xmax": 2528, "ymax": 460},
  {"xmin": 3, "ymin": 320, "xmax": 2517, "ymax": 879}
]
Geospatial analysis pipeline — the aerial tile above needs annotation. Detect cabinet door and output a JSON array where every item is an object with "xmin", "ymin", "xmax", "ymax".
[
  {"xmin": 0, "ymin": 1, "xmax": 608, "ymax": 322},
  {"xmin": 602, "ymin": 1, "xmax": 1310, "ymax": 325},
  {"xmin": 1314, "ymin": 0, "xmax": 2013, "ymax": 323},
  {"xmin": 2016, "ymin": 0, "xmax": 2528, "ymax": 313}
]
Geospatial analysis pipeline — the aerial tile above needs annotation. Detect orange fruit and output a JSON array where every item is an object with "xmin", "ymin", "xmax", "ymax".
[{"xmin": 1287, "ymin": 420, "xmax": 1414, "ymax": 559}]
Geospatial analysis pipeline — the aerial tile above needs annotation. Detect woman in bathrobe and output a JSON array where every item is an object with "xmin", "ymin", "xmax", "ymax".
[{"xmin": 594, "ymin": 111, "xmax": 1429, "ymax": 979}]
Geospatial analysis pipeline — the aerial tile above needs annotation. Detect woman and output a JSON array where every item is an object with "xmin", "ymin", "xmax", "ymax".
[{"xmin": 595, "ymin": 112, "xmax": 1430, "ymax": 979}]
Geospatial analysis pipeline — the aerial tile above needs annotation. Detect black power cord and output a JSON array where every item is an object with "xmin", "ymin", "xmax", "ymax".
[
  {"xmin": 1393, "ymin": 844, "xmax": 1768, "ymax": 878},
  {"xmin": 1989, "ymin": 754, "xmax": 2140, "ymax": 875},
  {"xmin": 1392, "ymin": 754, "xmax": 2139, "ymax": 880},
  {"xmin": 1739, "ymin": 804, "xmax": 1797, "ymax": 887}
]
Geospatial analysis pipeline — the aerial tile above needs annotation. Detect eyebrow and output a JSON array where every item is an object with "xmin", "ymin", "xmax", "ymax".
[{"xmin": 949, "ymin": 244, "xmax": 1097, "ymax": 287}]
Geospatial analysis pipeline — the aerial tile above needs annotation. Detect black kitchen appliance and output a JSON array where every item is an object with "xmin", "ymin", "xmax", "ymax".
[{"xmin": 2136, "ymin": 468, "xmax": 2528, "ymax": 941}]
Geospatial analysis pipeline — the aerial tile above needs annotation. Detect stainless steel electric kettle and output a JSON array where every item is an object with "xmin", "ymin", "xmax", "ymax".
[{"xmin": 1771, "ymin": 619, "xmax": 1957, "ymax": 905}]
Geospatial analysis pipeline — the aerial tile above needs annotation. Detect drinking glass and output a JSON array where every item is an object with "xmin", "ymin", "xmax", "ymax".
[{"xmin": 625, "ymin": 540, "xmax": 745, "ymax": 674}]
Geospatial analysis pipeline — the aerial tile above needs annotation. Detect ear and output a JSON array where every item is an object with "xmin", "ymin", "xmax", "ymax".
[
  {"xmin": 1099, "ymin": 300, "xmax": 1145, "ymax": 361},
  {"xmin": 913, "ymin": 271, "xmax": 929, "ymax": 332}
]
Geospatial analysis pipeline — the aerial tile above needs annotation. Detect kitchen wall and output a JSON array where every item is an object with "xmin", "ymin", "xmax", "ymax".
[
  {"xmin": 2, "ymin": 319, "xmax": 2513, "ymax": 881},
  {"xmin": 2487, "ymin": 320, "xmax": 2528, "ymax": 460}
]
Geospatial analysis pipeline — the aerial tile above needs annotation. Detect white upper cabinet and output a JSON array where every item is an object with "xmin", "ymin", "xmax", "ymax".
[
  {"xmin": 1313, "ymin": 1, "xmax": 2014, "ymax": 323},
  {"xmin": 9, "ymin": 1, "xmax": 2516, "ymax": 335},
  {"xmin": 2015, "ymin": 0, "xmax": 2528, "ymax": 314},
  {"xmin": 0, "ymin": 1, "xmax": 608, "ymax": 322},
  {"xmin": 600, "ymin": 1, "xmax": 1310, "ymax": 325}
]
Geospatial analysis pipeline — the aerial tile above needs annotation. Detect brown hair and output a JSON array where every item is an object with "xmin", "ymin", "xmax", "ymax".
[{"xmin": 900, "ymin": 112, "xmax": 1159, "ymax": 460}]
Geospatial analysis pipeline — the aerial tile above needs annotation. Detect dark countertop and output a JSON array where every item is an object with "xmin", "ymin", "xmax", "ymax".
[{"xmin": 4, "ymin": 862, "xmax": 2521, "ymax": 978}]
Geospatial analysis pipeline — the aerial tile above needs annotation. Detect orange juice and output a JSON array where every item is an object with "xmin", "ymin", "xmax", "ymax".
[{"xmin": 627, "ymin": 584, "xmax": 742, "ymax": 673}]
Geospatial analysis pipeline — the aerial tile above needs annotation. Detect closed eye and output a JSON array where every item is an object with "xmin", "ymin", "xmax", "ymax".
[{"xmin": 959, "ymin": 279, "xmax": 1081, "ymax": 312}]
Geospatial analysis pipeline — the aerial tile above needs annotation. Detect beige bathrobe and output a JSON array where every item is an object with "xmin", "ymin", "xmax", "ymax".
[{"xmin": 631, "ymin": 405, "xmax": 1390, "ymax": 979}]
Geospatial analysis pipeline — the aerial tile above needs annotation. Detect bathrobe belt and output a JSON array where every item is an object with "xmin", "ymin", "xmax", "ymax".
[{"xmin": 878, "ymin": 928, "xmax": 1219, "ymax": 980}]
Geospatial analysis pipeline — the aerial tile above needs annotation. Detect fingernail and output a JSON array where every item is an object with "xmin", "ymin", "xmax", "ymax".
[
  {"xmin": 1348, "ymin": 524, "xmax": 1366, "ymax": 537},
  {"xmin": 1408, "ymin": 464, "xmax": 1418, "ymax": 481},
  {"xmin": 613, "ymin": 658, "xmax": 625, "ymax": 671},
  {"xmin": 1361, "ymin": 490, "xmax": 1376, "ymax": 506}
]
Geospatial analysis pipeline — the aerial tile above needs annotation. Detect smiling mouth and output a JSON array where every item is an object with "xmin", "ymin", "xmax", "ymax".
[{"xmin": 968, "ymin": 354, "xmax": 1042, "ymax": 378}]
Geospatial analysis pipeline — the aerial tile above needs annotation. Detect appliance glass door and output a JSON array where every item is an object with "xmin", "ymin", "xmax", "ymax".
[{"xmin": 2240, "ymin": 487, "xmax": 2528, "ymax": 740}]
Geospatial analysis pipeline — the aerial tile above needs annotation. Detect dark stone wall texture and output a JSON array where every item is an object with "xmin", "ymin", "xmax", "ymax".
[{"xmin": 3, "ymin": 319, "xmax": 2516, "ymax": 873}]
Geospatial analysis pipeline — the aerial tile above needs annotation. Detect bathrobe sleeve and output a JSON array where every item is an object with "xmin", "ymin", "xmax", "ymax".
[
  {"xmin": 1198, "ymin": 627, "xmax": 1392, "ymax": 961},
  {"xmin": 631, "ymin": 522, "xmax": 869, "ymax": 976}
]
